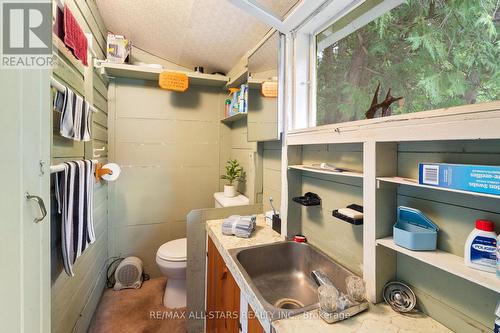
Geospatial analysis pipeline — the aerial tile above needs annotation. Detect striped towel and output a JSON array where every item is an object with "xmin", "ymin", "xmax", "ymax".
[
  {"xmin": 55, "ymin": 160, "xmax": 96, "ymax": 276},
  {"xmin": 54, "ymin": 86, "xmax": 91, "ymax": 141},
  {"xmin": 222, "ymin": 215, "xmax": 256, "ymax": 238}
]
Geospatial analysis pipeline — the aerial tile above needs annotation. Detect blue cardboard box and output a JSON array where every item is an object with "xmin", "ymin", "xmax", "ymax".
[{"xmin": 419, "ymin": 163, "xmax": 500, "ymax": 196}]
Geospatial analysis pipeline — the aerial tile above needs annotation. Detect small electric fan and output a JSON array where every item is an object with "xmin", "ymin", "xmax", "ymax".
[{"xmin": 113, "ymin": 256, "xmax": 143, "ymax": 291}]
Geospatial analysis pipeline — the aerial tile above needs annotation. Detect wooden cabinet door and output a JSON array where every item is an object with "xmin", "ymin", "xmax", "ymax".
[
  {"xmin": 207, "ymin": 237, "xmax": 240, "ymax": 333},
  {"xmin": 247, "ymin": 304, "xmax": 265, "ymax": 333},
  {"xmin": 206, "ymin": 237, "xmax": 219, "ymax": 333}
]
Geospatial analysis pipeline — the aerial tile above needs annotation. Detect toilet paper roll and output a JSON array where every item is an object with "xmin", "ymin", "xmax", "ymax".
[{"xmin": 101, "ymin": 163, "xmax": 121, "ymax": 182}]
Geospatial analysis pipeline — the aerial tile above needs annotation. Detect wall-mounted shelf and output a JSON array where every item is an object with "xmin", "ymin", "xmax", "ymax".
[
  {"xmin": 225, "ymin": 69, "xmax": 247, "ymax": 89},
  {"xmin": 247, "ymin": 78, "xmax": 264, "ymax": 89},
  {"xmin": 292, "ymin": 192, "xmax": 321, "ymax": 206},
  {"xmin": 221, "ymin": 113, "xmax": 247, "ymax": 124},
  {"xmin": 289, "ymin": 165, "xmax": 363, "ymax": 178},
  {"xmin": 376, "ymin": 237, "xmax": 499, "ymax": 293},
  {"xmin": 377, "ymin": 176, "xmax": 500, "ymax": 200},
  {"xmin": 96, "ymin": 62, "xmax": 229, "ymax": 87},
  {"xmin": 332, "ymin": 204, "xmax": 364, "ymax": 225}
]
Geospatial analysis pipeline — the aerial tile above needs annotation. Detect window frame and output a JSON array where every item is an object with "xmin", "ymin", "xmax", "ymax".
[{"xmin": 290, "ymin": 0, "xmax": 408, "ymax": 132}]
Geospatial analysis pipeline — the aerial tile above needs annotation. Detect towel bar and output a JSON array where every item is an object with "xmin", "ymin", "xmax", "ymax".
[
  {"xmin": 50, "ymin": 159, "xmax": 99, "ymax": 173},
  {"xmin": 50, "ymin": 77, "xmax": 98, "ymax": 113},
  {"xmin": 50, "ymin": 160, "xmax": 117, "ymax": 183}
]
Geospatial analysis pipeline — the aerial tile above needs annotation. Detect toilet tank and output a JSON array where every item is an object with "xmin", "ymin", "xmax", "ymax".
[{"xmin": 214, "ymin": 192, "xmax": 250, "ymax": 208}]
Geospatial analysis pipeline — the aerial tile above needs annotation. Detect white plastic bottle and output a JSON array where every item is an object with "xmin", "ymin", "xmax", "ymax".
[
  {"xmin": 497, "ymin": 234, "xmax": 500, "ymax": 277},
  {"xmin": 464, "ymin": 219, "xmax": 497, "ymax": 273},
  {"xmin": 495, "ymin": 301, "xmax": 500, "ymax": 333}
]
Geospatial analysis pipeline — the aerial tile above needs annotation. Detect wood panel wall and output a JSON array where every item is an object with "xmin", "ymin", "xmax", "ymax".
[
  {"xmin": 50, "ymin": 1, "xmax": 109, "ymax": 333},
  {"xmin": 108, "ymin": 79, "xmax": 222, "ymax": 278},
  {"xmin": 298, "ymin": 144, "xmax": 364, "ymax": 275},
  {"xmin": 261, "ymin": 140, "xmax": 282, "ymax": 212},
  {"xmin": 220, "ymin": 118, "xmax": 263, "ymax": 203}
]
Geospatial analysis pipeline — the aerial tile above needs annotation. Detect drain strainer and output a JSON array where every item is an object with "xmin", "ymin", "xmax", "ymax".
[
  {"xmin": 275, "ymin": 298, "xmax": 304, "ymax": 310},
  {"xmin": 383, "ymin": 281, "xmax": 417, "ymax": 313}
]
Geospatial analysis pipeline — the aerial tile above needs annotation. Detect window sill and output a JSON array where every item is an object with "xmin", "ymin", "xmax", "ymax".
[{"xmin": 286, "ymin": 101, "xmax": 500, "ymax": 145}]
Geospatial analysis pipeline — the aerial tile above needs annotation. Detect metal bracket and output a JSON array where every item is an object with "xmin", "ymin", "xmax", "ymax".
[{"xmin": 39, "ymin": 160, "xmax": 45, "ymax": 176}]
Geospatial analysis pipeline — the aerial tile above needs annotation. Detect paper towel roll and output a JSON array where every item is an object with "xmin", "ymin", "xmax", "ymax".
[{"xmin": 101, "ymin": 163, "xmax": 121, "ymax": 182}]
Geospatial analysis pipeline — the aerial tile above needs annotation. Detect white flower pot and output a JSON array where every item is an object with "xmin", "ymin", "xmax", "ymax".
[{"xmin": 224, "ymin": 185, "xmax": 237, "ymax": 198}]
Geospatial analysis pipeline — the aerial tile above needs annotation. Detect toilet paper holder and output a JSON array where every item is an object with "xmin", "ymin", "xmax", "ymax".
[
  {"xmin": 95, "ymin": 163, "xmax": 113, "ymax": 181},
  {"xmin": 95, "ymin": 162, "xmax": 121, "ymax": 182}
]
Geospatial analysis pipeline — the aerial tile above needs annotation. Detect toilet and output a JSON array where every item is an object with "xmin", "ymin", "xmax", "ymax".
[{"xmin": 156, "ymin": 238, "xmax": 187, "ymax": 308}]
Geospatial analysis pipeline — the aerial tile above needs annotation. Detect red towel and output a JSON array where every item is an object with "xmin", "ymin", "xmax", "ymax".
[{"xmin": 63, "ymin": 5, "xmax": 88, "ymax": 66}]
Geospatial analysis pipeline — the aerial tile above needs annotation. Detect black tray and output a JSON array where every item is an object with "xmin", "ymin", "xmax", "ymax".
[
  {"xmin": 292, "ymin": 192, "xmax": 321, "ymax": 206},
  {"xmin": 332, "ymin": 204, "xmax": 363, "ymax": 225}
]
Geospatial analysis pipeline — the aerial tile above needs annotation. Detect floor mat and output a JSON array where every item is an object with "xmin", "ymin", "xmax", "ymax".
[{"xmin": 88, "ymin": 277, "xmax": 186, "ymax": 333}]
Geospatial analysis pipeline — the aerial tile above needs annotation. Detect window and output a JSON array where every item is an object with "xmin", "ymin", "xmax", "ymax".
[{"xmin": 314, "ymin": 0, "xmax": 499, "ymax": 126}]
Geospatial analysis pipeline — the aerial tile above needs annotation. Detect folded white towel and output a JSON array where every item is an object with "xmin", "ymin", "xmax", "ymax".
[
  {"xmin": 222, "ymin": 215, "xmax": 256, "ymax": 238},
  {"xmin": 54, "ymin": 86, "xmax": 92, "ymax": 141}
]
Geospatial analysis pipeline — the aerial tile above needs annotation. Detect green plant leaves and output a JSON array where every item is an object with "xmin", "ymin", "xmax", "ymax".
[
  {"xmin": 316, "ymin": 0, "xmax": 500, "ymax": 125},
  {"xmin": 220, "ymin": 159, "xmax": 244, "ymax": 186}
]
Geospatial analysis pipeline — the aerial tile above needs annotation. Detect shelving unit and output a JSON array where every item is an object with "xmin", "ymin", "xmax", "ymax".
[
  {"xmin": 282, "ymin": 134, "xmax": 500, "ymax": 321},
  {"xmin": 377, "ymin": 176, "xmax": 500, "ymax": 199},
  {"xmin": 288, "ymin": 165, "xmax": 363, "ymax": 178},
  {"xmin": 377, "ymin": 237, "xmax": 499, "ymax": 293},
  {"xmin": 96, "ymin": 62, "xmax": 229, "ymax": 87},
  {"xmin": 221, "ymin": 113, "xmax": 247, "ymax": 124}
]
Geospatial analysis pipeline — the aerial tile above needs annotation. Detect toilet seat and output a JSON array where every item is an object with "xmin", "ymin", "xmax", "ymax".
[{"xmin": 157, "ymin": 238, "xmax": 187, "ymax": 262}]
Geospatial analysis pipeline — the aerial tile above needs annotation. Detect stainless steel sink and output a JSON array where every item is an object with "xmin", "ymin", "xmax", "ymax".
[{"xmin": 229, "ymin": 241, "xmax": 358, "ymax": 321}]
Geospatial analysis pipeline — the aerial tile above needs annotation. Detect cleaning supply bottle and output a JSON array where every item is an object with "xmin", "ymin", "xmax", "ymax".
[
  {"xmin": 464, "ymin": 219, "xmax": 497, "ymax": 273},
  {"xmin": 497, "ymin": 234, "xmax": 500, "ymax": 277}
]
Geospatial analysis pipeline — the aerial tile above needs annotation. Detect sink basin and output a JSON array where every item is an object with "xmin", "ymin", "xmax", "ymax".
[{"xmin": 229, "ymin": 241, "xmax": 358, "ymax": 321}]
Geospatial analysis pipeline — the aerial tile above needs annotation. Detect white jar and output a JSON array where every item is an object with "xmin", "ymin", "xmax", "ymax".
[{"xmin": 464, "ymin": 219, "xmax": 497, "ymax": 273}]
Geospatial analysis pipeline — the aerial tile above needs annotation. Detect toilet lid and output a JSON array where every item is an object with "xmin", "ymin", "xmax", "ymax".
[{"xmin": 157, "ymin": 238, "xmax": 187, "ymax": 261}]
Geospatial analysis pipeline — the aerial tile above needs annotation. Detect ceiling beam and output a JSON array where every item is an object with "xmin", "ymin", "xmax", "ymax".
[
  {"xmin": 228, "ymin": 0, "xmax": 285, "ymax": 31},
  {"xmin": 228, "ymin": 0, "xmax": 331, "ymax": 33}
]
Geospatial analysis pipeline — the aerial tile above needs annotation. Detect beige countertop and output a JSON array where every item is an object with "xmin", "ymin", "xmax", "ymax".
[{"xmin": 206, "ymin": 215, "xmax": 452, "ymax": 333}]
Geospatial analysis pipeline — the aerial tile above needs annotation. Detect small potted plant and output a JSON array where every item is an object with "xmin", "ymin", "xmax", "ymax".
[{"xmin": 221, "ymin": 159, "xmax": 244, "ymax": 197}]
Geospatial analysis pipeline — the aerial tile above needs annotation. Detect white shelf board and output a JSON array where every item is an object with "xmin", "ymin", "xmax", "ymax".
[
  {"xmin": 377, "ymin": 176, "xmax": 500, "ymax": 200},
  {"xmin": 286, "ymin": 101, "xmax": 500, "ymax": 145},
  {"xmin": 288, "ymin": 165, "xmax": 363, "ymax": 178},
  {"xmin": 377, "ymin": 237, "xmax": 500, "ymax": 293},
  {"xmin": 99, "ymin": 62, "xmax": 229, "ymax": 87},
  {"xmin": 225, "ymin": 69, "xmax": 247, "ymax": 89},
  {"xmin": 221, "ymin": 113, "xmax": 247, "ymax": 124}
]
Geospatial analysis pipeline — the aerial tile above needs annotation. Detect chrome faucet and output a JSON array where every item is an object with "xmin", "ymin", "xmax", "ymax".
[{"xmin": 311, "ymin": 270, "xmax": 334, "ymax": 287}]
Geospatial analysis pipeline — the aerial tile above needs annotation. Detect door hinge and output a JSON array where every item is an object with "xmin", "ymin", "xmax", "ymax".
[{"xmin": 39, "ymin": 160, "xmax": 45, "ymax": 176}]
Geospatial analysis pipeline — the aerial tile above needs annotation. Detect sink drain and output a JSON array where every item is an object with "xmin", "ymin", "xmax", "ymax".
[{"xmin": 275, "ymin": 298, "xmax": 304, "ymax": 310}]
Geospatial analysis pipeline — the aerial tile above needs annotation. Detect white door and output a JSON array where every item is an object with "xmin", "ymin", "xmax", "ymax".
[{"xmin": 0, "ymin": 68, "xmax": 51, "ymax": 332}]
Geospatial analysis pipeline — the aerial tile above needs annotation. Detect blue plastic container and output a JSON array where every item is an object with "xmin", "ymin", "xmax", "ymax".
[{"xmin": 394, "ymin": 206, "xmax": 439, "ymax": 251}]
